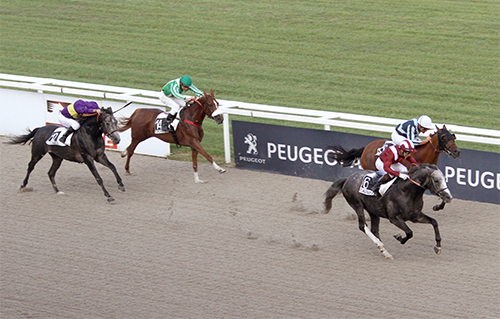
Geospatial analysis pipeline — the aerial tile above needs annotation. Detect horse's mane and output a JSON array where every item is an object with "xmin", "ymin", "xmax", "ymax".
[{"xmin": 409, "ymin": 163, "xmax": 437, "ymax": 175}]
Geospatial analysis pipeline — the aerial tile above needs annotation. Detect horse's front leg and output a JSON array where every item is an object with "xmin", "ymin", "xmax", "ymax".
[
  {"xmin": 96, "ymin": 153, "xmax": 125, "ymax": 192},
  {"xmin": 191, "ymin": 148, "xmax": 203, "ymax": 183},
  {"xmin": 390, "ymin": 216, "xmax": 413, "ymax": 245},
  {"xmin": 433, "ymin": 200, "xmax": 446, "ymax": 211},
  {"xmin": 82, "ymin": 155, "xmax": 114, "ymax": 202},
  {"xmin": 190, "ymin": 142, "xmax": 226, "ymax": 183},
  {"xmin": 415, "ymin": 213, "xmax": 442, "ymax": 254}
]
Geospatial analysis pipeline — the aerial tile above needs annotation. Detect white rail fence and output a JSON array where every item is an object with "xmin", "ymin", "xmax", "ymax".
[{"xmin": 1, "ymin": 73, "xmax": 499, "ymax": 164}]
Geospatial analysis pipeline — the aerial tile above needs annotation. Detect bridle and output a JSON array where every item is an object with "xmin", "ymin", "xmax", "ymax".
[
  {"xmin": 183, "ymin": 95, "xmax": 220, "ymax": 126},
  {"xmin": 409, "ymin": 169, "xmax": 449, "ymax": 198},
  {"xmin": 98, "ymin": 111, "xmax": 119, "ymax": 137},
  {"xmin": 429, "ymin": 130, "xmax": 456, "ymax": 156}
]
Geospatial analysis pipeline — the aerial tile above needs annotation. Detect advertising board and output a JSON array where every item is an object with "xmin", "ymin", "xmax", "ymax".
[{"xmin": 233, "ymin": 120, "xmax": 499, "ymax": 205}]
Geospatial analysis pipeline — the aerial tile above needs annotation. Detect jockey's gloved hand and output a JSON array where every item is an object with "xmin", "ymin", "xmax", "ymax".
[{"xmin": 399, "ymin": 173, "xmax": 409, "ymax": 180}]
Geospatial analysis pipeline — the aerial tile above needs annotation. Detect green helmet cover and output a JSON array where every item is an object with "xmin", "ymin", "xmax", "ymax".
[{"xmin": 180, "ymin": 75, "xmax": 192, "ymax": 87}]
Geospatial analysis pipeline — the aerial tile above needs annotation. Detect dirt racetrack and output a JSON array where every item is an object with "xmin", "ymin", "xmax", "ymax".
[{"xmin": 1, "ymin": 135, "xmax": 499, "ymax": 319}]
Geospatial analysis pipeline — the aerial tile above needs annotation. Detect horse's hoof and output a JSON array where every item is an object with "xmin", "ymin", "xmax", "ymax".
[
  {"xmin": 120, "ymin": 151, "xmax": 127, "ymax": 158},
  {"xmin": 219, "ymin": 169, "xmax": 226, "ymax": 174},
  {"xmin": 56, "ymin": 191, "xmax": 66, "ymax": 196},
  {"xmin": 19, "ymin": 187, "xmax": 33, "ymax": 193},
  {"xmin": 393, "ymin": 233, "xmax": 402, "ymax": 241},
  {"xmin": 433, "ymin": 204, "xmax": 442, "ymax": 211},
  {"xmin": 434, "ymin": 246, "xmax": 441, "ymax": 254},
  {"xmin": 107, "ymin": 197, "xmax": 115, "ymax": 203},
  {"xmin": 118, "ymin": 185, "xmax": 125, "ymax": 192}
]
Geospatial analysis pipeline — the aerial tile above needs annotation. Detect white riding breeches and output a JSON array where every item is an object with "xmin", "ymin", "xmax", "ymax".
[
  {"xmin": 375, "ymin": 157, "xmax": 408, "ymax": 177},
  {"xmin": 58, "ymin": 112, "xmax": 80, "ymax": 130},
  {"xmin": 159, "ymin": 91, "xmax": 188, "ymax": 115},
  {"xmin": 391, "ymin": 130, "xmax": 407, "ymax": 145}
]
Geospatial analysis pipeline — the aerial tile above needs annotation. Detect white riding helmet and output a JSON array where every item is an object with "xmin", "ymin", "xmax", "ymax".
[{"xmin": 418, "ymin": 115, "xmax": 433, "ymax": 130}]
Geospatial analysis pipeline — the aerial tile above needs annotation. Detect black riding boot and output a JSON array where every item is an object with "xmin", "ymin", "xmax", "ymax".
[
  {"xmin": 370, "ymin": 174, "xmax": 392, "ymax": 192},
  {"xmin": 163, "ymin": 113, "xmax": 176, "ymax": 131},
  {"xmin": 59, "ymin": 127, "xmax": 75, "ymax": 144}
]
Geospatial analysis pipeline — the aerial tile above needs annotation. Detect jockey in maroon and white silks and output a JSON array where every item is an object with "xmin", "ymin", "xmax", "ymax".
[{"xmin": 375, "ymin": 139, "xmax": 418, "ymax": 180}]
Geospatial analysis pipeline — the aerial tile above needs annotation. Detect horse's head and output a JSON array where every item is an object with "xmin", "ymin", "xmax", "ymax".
[
  {"xmin": 197, "ymin": 89, "xmax": 224, "ymax": 125},
  {"xmin": 409, "ymin": 164, "xmax": 452, "ymax": 203},
  {"xmin": 433, "ymin": 125, "xmax": 461, "ymax": 159},
  {"xmin": 99, "ymin": 107, "xmax": 121, "ymax": 145}
]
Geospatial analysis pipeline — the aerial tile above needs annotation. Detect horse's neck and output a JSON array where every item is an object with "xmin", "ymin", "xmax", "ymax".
[
  {"xmin": 181, "ymin": 104, "xmax": 206, "ymax": 126},
  {"xmin": 414, "ymin": 138, "xmax": 439, "ymax": 164},
  {"xmin": 81, "ymin": 118, "xmax": 102, "ymax": 138}
]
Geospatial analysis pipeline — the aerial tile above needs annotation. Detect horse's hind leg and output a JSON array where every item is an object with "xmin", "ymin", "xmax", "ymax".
[
  {"xmin": 47, "ymin": 153, "xmax": 64, "ymax": 195},
  {"xmin": 354, "ymin": 206, "xmax": 393, "ymax": 259},
  {"xmin": 20, "ymin": 154, "xmax": 44, "ymax": 191},
  {"xmin": 122, "ymin": 138, "xmax": 142, "ymax": 174}
]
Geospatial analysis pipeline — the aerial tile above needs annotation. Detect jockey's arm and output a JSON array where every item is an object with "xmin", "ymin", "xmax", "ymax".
[
  {"xmin": 189, "ymin": 84, "xmax": 204, "ymax": 97},
  {"xmin": 408, "ymin": 155, "xmax": 419, "ymax": 166}
]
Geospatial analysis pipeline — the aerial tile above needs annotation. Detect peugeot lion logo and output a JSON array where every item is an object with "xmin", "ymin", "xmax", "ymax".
[{"xmin": 244, "ymin": 133, "xmax": 258, "ymax": 155}]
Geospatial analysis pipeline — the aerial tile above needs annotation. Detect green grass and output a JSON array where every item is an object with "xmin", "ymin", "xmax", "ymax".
[{"xmin": 1, "ymin": 0, "xmax": 498, "ymax": 164}]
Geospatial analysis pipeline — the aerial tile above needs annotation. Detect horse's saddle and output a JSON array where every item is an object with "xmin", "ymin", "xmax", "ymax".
[
  {"xmin": 375, "ymin": 141, "xmax": 395, "ymax": 157},
  {"xmin": 359, "ymin": 171, "xmax": 396, "ymax": 197},
  {"xmin": 155, "ymin": 112, "xmax": 179, "ymax": 134},
  {"xmin": 46, "ymin": 127, "xmax": 72, "ymax": 146}
]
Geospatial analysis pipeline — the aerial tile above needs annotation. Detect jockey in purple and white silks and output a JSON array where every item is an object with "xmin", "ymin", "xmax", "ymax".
[
  {"xmin": 159, "ymin": 75, "xmax": 204, "ymax": 128},
  {"xmin": 58, "ymin": 99, "xmax": 101, "ymax": 143},
  {"xmin": 391, "ymin": 115, "xmax": 433, "ymax": 146}
]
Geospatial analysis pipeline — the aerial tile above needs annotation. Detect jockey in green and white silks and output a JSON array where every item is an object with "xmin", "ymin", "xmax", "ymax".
[{"xmin": 159, "ymin": 75, "xmax": 204, "ymax": 128}]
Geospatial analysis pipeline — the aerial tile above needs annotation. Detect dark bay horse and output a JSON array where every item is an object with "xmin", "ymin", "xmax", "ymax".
[
  {"xmin": 118, "ymin": 89, "xmax": 225, "ymax": 183},
  {"xmin": 7, "ymin": 108, "xmax": 125, "ymax": 202},
  {"xmin": 323, "ymin": 164, "xmax": 452, "ymax": 259},
  {"xmin": 329, "ymin": 125, "xmax": 461, "ymax": 170}
]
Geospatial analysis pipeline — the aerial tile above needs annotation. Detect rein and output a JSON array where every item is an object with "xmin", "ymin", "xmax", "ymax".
[
  {"xmin": 183, "ymin": 119, "xmax": 201, "ymax": 128},
  {"xmin": 409, "ymin": 170, "xmax": 449, "ymax": 196},
  {"xmin": 408, "ymin": 178, "xmax": 421, "ymax": 187}
]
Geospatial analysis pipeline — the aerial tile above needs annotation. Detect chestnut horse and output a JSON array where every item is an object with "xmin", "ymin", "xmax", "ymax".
[
  {"xmin": 118, "ymin": 90, "xmax": 225, "ymax": 183},
  {"xmin": 329, "ymin": 125, "xmax": 461, "ymax": 170}
]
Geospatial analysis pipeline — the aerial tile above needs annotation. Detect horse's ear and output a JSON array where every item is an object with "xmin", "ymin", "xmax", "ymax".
[
  {"xmin": 210, "ymin": 89, "xmax": 214, "ymax": 96},
  {"xmin": 442, "ymin": 124, "xmax": 447, "ymax": 130},
  {"xmin": 436, "ymin": 125, "xmax": 441, "ymax": 132}
]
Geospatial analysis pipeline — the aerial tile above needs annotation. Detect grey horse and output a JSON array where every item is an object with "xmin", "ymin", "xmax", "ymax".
[{"xmin": 323, "ymin": 164, "xmax": 452, "ymax": 259}]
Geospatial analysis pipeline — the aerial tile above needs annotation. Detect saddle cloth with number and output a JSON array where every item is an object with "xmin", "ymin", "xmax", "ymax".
[
  {"xmin": 154, "ymin": 112, "xmax": 180, "ymax": 134},
  {"xmin": 46, "ymin": 127, "xmax": 72, "ymax": 146}
]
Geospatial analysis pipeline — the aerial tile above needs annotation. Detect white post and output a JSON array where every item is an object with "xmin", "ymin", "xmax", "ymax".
[{"xmin": 223, "ymin": 112, "xmax": 231, "ymax": 164}]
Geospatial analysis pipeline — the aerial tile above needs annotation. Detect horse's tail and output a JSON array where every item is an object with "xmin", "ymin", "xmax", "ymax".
[
  {"xmin": 323, "ymin": 178, "xmax": 347, "ymax": 214},
  {"xmin": 328, "ymin": 145, "xmax": 365, "ymax": 167},
  {"xmin": 117, "ymin": 113, "xmax": 135, "ymax": 132},
  {"xmin": 5, "ymin": 128, "xmax": 40, "ymax": 145}
]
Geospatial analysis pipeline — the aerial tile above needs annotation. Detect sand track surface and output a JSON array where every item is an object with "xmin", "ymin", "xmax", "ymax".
[{"xmin": 1, "ymin": 136, "xmax": 498, "ymax": 318}]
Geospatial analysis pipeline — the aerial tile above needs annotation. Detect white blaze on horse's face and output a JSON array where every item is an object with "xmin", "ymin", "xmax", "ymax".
[
  {"xmin": 211, "ymin": 105, "xmax": 222, "ymax": 117},
  {"xmin": 431, "ymin": 169, "xmax": 452, "ymax": 202}
]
